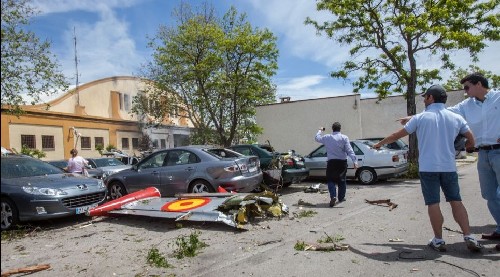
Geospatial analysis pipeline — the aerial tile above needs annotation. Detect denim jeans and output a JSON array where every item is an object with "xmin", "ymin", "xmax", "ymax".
[
  {"xmin": 327, "ymin": 178, "xmax": 347, "ymax": 201},
  {"xmin": 477, "ymin": 149, "xmax": 500, "ymax": 233}
]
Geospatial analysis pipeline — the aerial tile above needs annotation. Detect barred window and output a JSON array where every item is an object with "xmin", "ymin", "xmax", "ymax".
[
  {"xmin": 41, "ymin": 135, "xmax": 55, "ymax": 150},
  {"xmin": 95, "ymin": 137, "xmax": 104, "ymax": 148},
  {"xmin": 21, "ymin": 135, "xmax": 36, "ymax": 149},
  {"xmin": 132, "ymin": 138, "xmax": 139, "ymax": 149},
  {"xmin": 81, "ymin": 137, "xmax": 91, "ymax": 149},
  {"xmin": 160, "ymin": 139, "xmax": 166, "ymax": 149},
  {"xmin": 122, "ymin": 138, "xmax": 129, "ymax": 149}
]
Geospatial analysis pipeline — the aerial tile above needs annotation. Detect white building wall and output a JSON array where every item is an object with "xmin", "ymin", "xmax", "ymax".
[{"xmin": 256, "ymin": 90, "xmax": 466, "ymax": 155}]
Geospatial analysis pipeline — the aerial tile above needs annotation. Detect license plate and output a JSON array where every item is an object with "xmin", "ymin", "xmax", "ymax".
[
  {"xmin": 296, "ymin": 161, "xmax": 304, "ymax": 166},
  {"xmin": 76, "ymin": 203, "xmax": 98, "ymax": 214}
]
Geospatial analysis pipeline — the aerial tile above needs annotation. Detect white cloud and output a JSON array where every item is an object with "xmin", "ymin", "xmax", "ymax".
[{"xmin": 31, "ymin": 0, "xmax": 140, "ymax": 14}]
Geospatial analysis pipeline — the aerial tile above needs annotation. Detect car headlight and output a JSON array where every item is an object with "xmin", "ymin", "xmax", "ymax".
[
  {"xmin": 22, "ymin": 186, "xmax": 68, "ymax": 196},
  {"xmin": 97, "ymin": 180, "xmax": 105, "ymax": 189}
]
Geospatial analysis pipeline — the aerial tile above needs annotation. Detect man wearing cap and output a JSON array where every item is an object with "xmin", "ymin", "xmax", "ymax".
[{"xmin": 374, "ymin": 84, "xmax": 483, "ymax": 252}]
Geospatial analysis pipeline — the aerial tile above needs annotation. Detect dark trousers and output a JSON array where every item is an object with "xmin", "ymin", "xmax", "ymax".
[{"xmin": 326, "ymin": 159, "xmax": 348, "ymax": 200}]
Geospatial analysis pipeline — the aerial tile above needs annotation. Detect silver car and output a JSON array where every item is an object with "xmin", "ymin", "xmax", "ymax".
[
  {"xmin": 304, "ymin": 140, "xmax": 408, "ymax": 185},
  {"xmin": 1, "ymin": 155, "xmax": 107, "ymax": 231},
  {"xmin": 86, "ymin": 157, "xmax": 132, "ymax": 180},
  {"xmin": 105, "ymin": 146, "xmax": 263, "ymax": 199}
]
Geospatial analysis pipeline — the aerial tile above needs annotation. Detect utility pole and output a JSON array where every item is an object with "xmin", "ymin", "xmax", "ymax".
[{"xmin": 73, "ymin": 27, "xmax": 80, "ymax": 105}]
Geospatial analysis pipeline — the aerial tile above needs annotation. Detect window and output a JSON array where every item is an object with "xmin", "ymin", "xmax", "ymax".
[
  {"xmin": 21, "ymin": 135, "xmax": 36, "ymax": 149},
  {"xmin": 41, "ymin": 135, "xmax": 55, "ymax": 151},
  {"xmin": 132, "ymin": 138, "xmax": 139, "ymax": 149},
  {"xmin": 160, "ymin": 139, "xmax": 166, "ymax": 149},
  {"xmin": 122, "ymin": 138, "xmax": 129, "ymax": 149},
  {"xmin": 118, "ymin": 92, "xmax": 123, "ymax": 110},
  {"xmin": 153, "ymin": 139, "xmax": 159, "ymax": 148},
  {"xmin": 124, "ymin": 93, "xmax": 130, "ymax": 111},
  {"xmin": 81, "ymin": 137, "xmax": 91, "ymax": 149},
  {"xmin": 95, "ymin": 137, "xmax": 104, "ymax": 149}
]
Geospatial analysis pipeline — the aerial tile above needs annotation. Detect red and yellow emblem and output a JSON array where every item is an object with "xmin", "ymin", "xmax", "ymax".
[{"xmin": 161, "ymin": 198, "xmax": 211, "ymax": 212}]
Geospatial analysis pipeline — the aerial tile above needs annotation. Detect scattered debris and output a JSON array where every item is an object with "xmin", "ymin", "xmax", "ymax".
[
  {"xmin": 1, "ymin": 264, "xmax": 51, "ymax": 277},
  {"xmin": 303, "ymin": 183, "xmax": 327, "ymax": 193},
  {"xmin": 389, "ymin": 238, "xmax": 404, "ymax": 242},
  {"xmin": 443, "ymin": 226, "xmax": 463, "ymax": 234},
  {"xmin": 297, "ymin": 199, "xmax": 316, "ymax": 207},
  {"xmin": 295, "ymin": 241, "xmax": 349, "ymax": 251},
  {"xmin": 365, "ymin": 199, "xmax": 398, "ymax": 211}
]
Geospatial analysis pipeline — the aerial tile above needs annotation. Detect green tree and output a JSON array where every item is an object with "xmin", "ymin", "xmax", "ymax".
[
  {"xmin": 444, "ymin": 65, "xmax": 500, "ymax": 91},
  {"xmin": 138, "ymin": 3, "xmax": 278, "ymax": 146},
  {"xmin": 306, "ymin": 0, "xmax": 499, "ymax": 163},
  {"xmin": 1, "ymin": 0, "xmax": 69, "ymax": 115}
]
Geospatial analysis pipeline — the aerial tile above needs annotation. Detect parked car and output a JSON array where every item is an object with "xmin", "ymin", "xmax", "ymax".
[
  {"xmin": 105, "ymin": 146, "xmax": 262, "ymax": 199},
  {"xmin": 362, "ymin": 137, "xmax": 409, "ymax": 152},
  {"xmin": 1, "ymin": 155, "xmax": 107, "ymax": 231},
  {"xmin": 304, "ymin": 139, "xmax": 408, "ymax": 185},
  {"xmin": 86, "ymin": 157, "xmax": 132, "ymax": 180},
  {"xmin": 46, "ymin": 159, "xmax": 104, "ymax": 179},
  {"xmin": 101, "ymin": 151, "xmax": 140, "ymax": 165},
  {"xmin": 229, "ymin": 144, "xmax": 309, "ymax": 188}
]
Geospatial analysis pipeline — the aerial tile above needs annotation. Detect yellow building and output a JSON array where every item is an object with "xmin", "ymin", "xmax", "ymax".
[{"xmin": 1, "ymin": 76, "xmax": 193, "ymax": 160}]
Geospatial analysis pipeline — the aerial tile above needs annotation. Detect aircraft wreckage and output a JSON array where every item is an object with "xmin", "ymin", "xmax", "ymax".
[{"xmin": 87, "ymin": 187, "xmax": 289, "ymax": 229}]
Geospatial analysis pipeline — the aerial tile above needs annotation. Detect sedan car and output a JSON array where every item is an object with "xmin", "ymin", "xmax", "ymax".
[
  {"xmin": 304, "ymin": 140, "xmax": 408, "ymax": 185},
  {"xmin": 46, "ymin": 159, "xmax": 104, "ymax": 179},
  {"xmin": 1, "ymin": 155, "xmax": 107, "ymax": 231},
  {"xmin": 229, "ymin": 144, "xmax": 309, "ymax": 187},
  {"xmin": 105, "ymin": 146, "xmax": 263, "ymax": 199},
  {"xmin": 86, "ymin": 157, "xmax": 132, "ymax": 180}
]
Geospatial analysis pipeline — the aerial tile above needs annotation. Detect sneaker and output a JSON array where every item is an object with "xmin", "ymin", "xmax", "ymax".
[
  {"xmin": 329, "ymin": 197, "xmax": 337, "ymax": 207},
  {"xmin": 428, "ymin": 239, "xmax": 447, "ymax": 252},
  {"xmin": 464, "ymin": 236, "xmax": 483, "ymax": 252}
]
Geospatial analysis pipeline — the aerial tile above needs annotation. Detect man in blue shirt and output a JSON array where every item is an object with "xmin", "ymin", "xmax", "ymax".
[
  {"xmin": 315, "ymin": 122, "xmax": 358, "ymax": 207},
  {"xmin": 374, "ymin": 85, "xmax": 482, "ymax": 252},
  {"xmin": 450, "ymin": 73, "xmax": 500, "ymax": 245}
]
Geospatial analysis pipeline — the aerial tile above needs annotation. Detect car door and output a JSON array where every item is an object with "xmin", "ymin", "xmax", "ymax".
[
  {"xmin": 159, "ymin": 150, "xmax": 199, "ymax": 195},
  {"xmin": 347, "ymin": 142, "xmax": 365, "ymax": 178},
  {"xmin": 304, "ymin": 145, "xmax": 328, "ymax": 177},
  {"xmin": 123, "ymin": 151, "xmax": 166, "ymax": 194}
]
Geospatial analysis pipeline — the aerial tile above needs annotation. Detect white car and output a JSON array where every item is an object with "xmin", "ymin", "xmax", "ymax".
[{"xmin": 304, "ymin": 140, "xmax": 408, "ymax": 185}]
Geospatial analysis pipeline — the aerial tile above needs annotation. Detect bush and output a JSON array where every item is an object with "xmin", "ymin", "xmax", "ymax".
[
  {"xmin": 402, "ymin": 162, "xmax": 419, "ymax": 179},
  {"xmin": 20, "ymin": 145, "xmax": 46, "ymax": 159}
]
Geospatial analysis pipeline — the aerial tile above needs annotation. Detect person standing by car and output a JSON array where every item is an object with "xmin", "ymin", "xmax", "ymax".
[
  {"xmin": 315, "ymin": 122, "xmax": 358, "ymax": 207},
  {"xmin": 66, "ymin": 149, "xmax": 89, "ymax": 175},
  {"xmin": 374, "ymin": 84, "xmax": 482, "ymax": 252}
]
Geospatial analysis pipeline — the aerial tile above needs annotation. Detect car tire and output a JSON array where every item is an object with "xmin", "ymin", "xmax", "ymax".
[
  {"xmin": 356, "ymin": 167, "xmax": 377, "ymax": 185},
  {"xmin": 1, "ymin": 197, "xmax": 19, "ymax": 231},
  {"xmin": 108, "ymin": 182, "xmax": 127, "ymax": 200},
  {"xmin": 189, "ymin": 180, "xmax": 214, "ymax": 193}
]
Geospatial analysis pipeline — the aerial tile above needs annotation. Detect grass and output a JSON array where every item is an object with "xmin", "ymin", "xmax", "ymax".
[
  {"xmin": 146, "ymin": 247, "xmax": 173, "ymax": 268},
  {"xmin": 317, "ymin": 233, "xmax": 344, "ymax": 243},
  {"xmin": 294, "ymin": 241, "xmax": 306, "ymax": 251},
  {"xmin": 402, "ymin": 162, "xmax": 419, "ymax": 179},
  {"xmin": 1, "ymin": 225, "xmax": 40, "ymax": 241},
  {"xmin": 173, "ymin": 231, "xmax": 208, "ymax": 259}
]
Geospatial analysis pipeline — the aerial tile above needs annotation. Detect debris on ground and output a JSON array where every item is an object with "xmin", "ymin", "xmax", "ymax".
[
  {"xmin": 87, "ymin": 187, "xmax": 288, "ymax": 229},
  {"xmin": 297, "ymin": 199, "xmax": 316, "ymax": 207},
  {"xmin": 1, "ymin": 264, "xmax": 51, "ymax": 277},
  {"xmin": 365, "ymin": 199, "xmax": 398, "ymax": 211},
  {"xmin": 303, "ymin": 183, "xmax": 327, "ymax": 193},
  {"xmin": 389, "ymin": 238, "xmax": 405, "ymax": 242},
  {"xmin": 295, "ymin": 241, "xmax": 349, "ymax": 251}
]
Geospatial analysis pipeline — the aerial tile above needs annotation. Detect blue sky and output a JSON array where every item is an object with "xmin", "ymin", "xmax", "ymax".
[{"xmin": 27, "ymin": 0, "xmax": 499, "ymax": 102}]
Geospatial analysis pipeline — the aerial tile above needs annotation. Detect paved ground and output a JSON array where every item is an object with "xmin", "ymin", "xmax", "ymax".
[{"xmin": 1, "ymin": 159, "xmax": 498, "ymax": 277}]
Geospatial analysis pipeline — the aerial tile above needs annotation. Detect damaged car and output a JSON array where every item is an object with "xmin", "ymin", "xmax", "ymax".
[{"xmin": 105, "ymin": 146, "xmax": 263, "ymax": 199}]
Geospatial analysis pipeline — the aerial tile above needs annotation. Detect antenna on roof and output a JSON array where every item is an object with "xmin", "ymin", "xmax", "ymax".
[{"xmin": 73, "ymin": 27, "xmax": 80, "ymax": 105}]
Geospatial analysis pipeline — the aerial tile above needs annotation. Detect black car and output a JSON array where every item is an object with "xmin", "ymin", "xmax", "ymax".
[
  {"xmin": 229, "ymin": 144, "xmax": 309, "ymax": 188},
  {"xmin": 1, "ymin": 155, "xmax": 107, "ymax": 230}
]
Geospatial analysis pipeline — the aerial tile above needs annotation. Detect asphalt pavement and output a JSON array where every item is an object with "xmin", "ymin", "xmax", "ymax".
[{"xmin": 188, "ymin": 159, "xmax": 499, "ymax": 277}]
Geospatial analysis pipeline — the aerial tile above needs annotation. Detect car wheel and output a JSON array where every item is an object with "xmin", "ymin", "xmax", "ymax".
[
  {"xmin": 189, "ymin": 180, "xmax": 214, "ymax": 193},
  {"xmin": 357, "ymin": 167, "xmax": 377, "ymax": 185},
  {"xmin": 1, "ymin": 197, "xmax": 19, "ymax": 231},
  {"xmin": 108, "ymin": 182, "xmax": 127, "ymax": 200}
]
